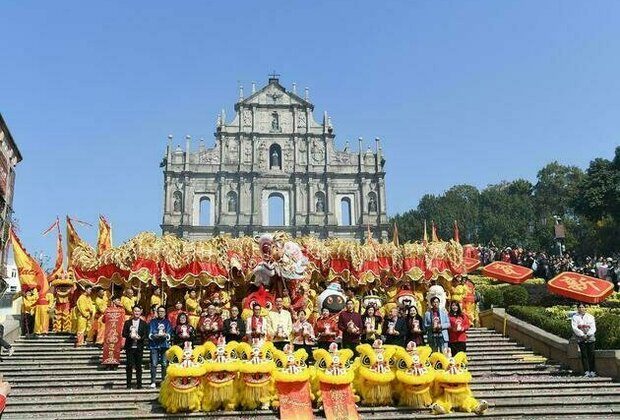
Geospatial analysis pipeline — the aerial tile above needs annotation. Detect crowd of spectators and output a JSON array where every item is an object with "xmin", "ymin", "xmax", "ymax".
[{"xmin": 477, "ymin": 245, "xmax": 620, "ymax": 290}]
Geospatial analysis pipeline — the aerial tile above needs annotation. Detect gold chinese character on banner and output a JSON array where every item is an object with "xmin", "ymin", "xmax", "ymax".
[{"xmin": 560, "ymin": 276, "xmax": 602, "ymax": 293}]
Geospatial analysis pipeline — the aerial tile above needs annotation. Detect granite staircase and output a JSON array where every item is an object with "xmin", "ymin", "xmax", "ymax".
[{"xmin": 1, "ymin": 328, "xmax": 619, "ymax": 419}]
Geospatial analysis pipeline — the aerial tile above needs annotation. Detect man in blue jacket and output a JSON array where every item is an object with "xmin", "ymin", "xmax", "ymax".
[
  {"xmin": 148, "ymin": 305, "xmax": 173, "ymax": 388},
  {"xmin": 424, "ymin": 296, "xmax": 450, "ymax": 353}
]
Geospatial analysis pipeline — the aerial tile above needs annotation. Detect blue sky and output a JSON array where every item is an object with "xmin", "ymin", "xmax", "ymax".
[{"xmin": 2, "ymin": 1, "xmax": 619, "ymax": 262}]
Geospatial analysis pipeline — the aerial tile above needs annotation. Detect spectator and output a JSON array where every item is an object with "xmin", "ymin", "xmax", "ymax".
[
  {"xmin": 338, "ymin": 299, "xmax": 363, "ymax": 353},
  {"xmin": 382, "ymin": 307, "xmax": 407, "ymax": 347},
  {"xmin": 223, "ymin": 306, "xmax": 245, "ymax": 343},
  {"xmin": 424, "ymin": 296, "xmax": 450, "ymax": 353},
  {"xmin": 314, "ymin": 308, "xmax": 338, "ymax": 350},
  {"xmin": 448, "ymin": 301, "xmax": 471, "ymax": 355},
  {"xmin": 571, "ymin": 303, "xmax": 597, "ymax": 377},
  {"xmin": 246, "ymin": 303, "xmax": 267, "ymax": 345},
  {"xmin": 406, "ymin": 306, "xmax": 425, "ymax": 346},
  {"xmin": 122, "ymin": 305, "xmax": 148, "ymax": 389},
  {"xmin": 267, "ymin": 297, "xmax": 292, "ymax": 350},
  {"xmin": 148, "ymin": 305, "xmax": 172, "ymax": 388},
  {"xmin": 361, "ymin": 306, "xmax": 382, "ymax": 344},
  {"xmin": 198, "ymin": 304, "xmax": 223, "ymax": 344},
  {"xmin": 173, "ymin": 312, "xmax": 195, "ymax": 347},
  {"xmin": 167, "ymin": 301, "xmax": 186, "ymax": 327},
  {"xmin": 292, "ymin": 309, "xmax": 315, "ymax": 361}
]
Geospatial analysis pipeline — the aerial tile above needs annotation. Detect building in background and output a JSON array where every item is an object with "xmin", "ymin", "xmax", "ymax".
[
  {"xmin": 0, "ymin": 114, "xmax": 22, "ymax": 279},
  {"xmin": 161, "ymin": 76, "xmax": 389, "ymax": 241}
]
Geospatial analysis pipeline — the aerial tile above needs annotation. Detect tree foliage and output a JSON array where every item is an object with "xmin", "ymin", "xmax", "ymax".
[{"xmin": 391, "ymin": 146, "xmax": 618, "ymax": 256}]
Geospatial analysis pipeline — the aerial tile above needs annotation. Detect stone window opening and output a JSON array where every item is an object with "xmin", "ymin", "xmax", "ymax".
[
  {"xmin": 340, "ymin": 197, "xmax": 352, "ymax": 226},
  {"xmin": 199, "ymin": 197, "xmax": 211, "ymax": 226},
  {"xmin": 267, "ymin": 192, "xmax": 285, "ymax": 226}
]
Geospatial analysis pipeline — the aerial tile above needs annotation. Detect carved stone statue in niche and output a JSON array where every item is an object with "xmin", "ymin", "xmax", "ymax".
[
  {"xmin": 316, "ymin": 194, "xmax": 325, "ymax": 213},
  {"xmin": 173, "ymin": 191, "xmax": 183, "ymax": 212},
  {"xmin": 271, "ymin": 112, "xmax": 280, "ymax": 131},
  {"xmin": 271, "ymin": 149, "xmax": 281, "ymax": 168},
  {"xmin": 368, "ymin": 194, "xmax": 378, "ymax": 213},
  {"xmin": 311, "ymin": 141, "xmax": 324, "ymax": 164}
]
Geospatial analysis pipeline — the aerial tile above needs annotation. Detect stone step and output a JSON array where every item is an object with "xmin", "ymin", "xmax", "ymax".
[
  {"xmin": 0, "ymin": 361, "xmax": 555, "ymax": 375},
  {"xmin": 4, "ymin": 398, "xmax": 620, "ymax": 420}
]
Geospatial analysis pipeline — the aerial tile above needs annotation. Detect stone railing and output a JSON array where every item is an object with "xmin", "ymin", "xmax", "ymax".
[{"xmin": 479, "ymin": 307, "xmax": 620, "ymax": 380}]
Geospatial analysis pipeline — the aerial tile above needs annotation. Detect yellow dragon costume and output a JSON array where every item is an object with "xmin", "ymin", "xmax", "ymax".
[
  {"xmin": 429, "ymin": 350, "xmax": 488, "ymax": 415},
  {"xmin": 236, "ymin": 340, "xmax": 276, "ymax": 410},
  {"xmin": 354, "ymin": 340, "xmax": 396, "ymax": 406},
  {"xmin": 201, "ymin": 338, "xmax": 240, "ymax": 411},
  {"xmin": 392, "ymin": 342, "xmax": 435, "ymax": 408},
  {"xmin": 159, "ymin": 342, "xmax": 207, "ymax": 413},
  {"xmin": 51, "ymin": 272, "xmax": 75, "ymax": 333}
]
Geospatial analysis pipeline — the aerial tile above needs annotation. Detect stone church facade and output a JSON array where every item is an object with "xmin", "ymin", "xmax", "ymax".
[{"xmin": 161, "ymin": 76, "xmax": 389, "ymax": 241}]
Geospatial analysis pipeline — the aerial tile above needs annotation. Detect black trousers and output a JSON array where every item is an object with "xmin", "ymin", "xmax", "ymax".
[
  {"xmin": 449, "ymin": 341, "xmax": 467, "ymax": 355},
  {"xmin": 273, "ymin": 341, "xmax": 290, "ymax": 351},
  {"xmin": 317, "ymin": 341, "xmax": 335, "ymax": 350},
  {"xmin": 0, "ymin": 324, "xmax": 12, "ymax": 350},
  {"xmin": 126, "ymin": 347, "xmax": 144, "ymax": 387},
  {"xmin": 22, "ymin": 313, "xmax": 34, "ymax": 336},
  {"xmin": 578, "ymin": 341, "xmax": 596, "ymax": 372}
]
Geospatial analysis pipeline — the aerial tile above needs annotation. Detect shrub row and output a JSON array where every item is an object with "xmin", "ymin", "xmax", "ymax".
[
  {"xmin": 506, "ymin": 305, "xmax": 620, "ymax": 350},
  {"xmin": 480, "ymin": 285, "xmax": 529, "ymax": 309}
]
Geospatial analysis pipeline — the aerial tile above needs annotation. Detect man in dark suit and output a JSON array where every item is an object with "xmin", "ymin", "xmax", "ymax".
[{"xmin": 122, "ymin": 305, "xmax": 148, "ymax": 389}]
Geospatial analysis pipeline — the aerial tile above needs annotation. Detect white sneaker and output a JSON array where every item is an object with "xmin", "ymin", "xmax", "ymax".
[
  {"xmin": 584, "ymin": 372, "xmax": 591, "ymax": 377},
  {"xmin": 589, "ymin": 371, "xmax": 597, "ymax": 378},
  {"xmin": 149, "ymin": 383, "xmax": 156, "ymax": 388},
  {"xmin": 8, "ymin": 347, "xmax": 14, "ymax": 356}
]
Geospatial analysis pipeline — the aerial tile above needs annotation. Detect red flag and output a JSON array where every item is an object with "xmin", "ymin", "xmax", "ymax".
[{"xmin": 10, "ymin": 228, "xmax": 49, "ymax": 294}]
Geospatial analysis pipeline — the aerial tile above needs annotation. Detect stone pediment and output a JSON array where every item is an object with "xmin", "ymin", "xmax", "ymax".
[{"xmin": 236, "ymin": 79, "xmax": 313, "ymax": 110}]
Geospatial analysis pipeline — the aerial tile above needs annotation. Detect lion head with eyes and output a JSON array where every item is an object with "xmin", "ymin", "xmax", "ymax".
[
  {"xmin": 392, "ymin": 342, "xmax": 435, "ymax": 408},
  {"xmin": 354, "ymin": 340, "xmax": 396, "ymax": 406},
  {"xmin": 159, "ymin": 342, "xmax": 207, "ymax": 413},
  {"xmin": 236, "ymin": 341, "xmax": 276, "ymax": 410},
  {"xmin": 429, "ymin": 350, "xmax": 488, "ymax": 415}
]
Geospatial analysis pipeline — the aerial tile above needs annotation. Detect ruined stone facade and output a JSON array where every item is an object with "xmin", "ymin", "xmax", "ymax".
[{"xmin": 161, "ymin": 77, "xmax": 389, "ymax": 241}]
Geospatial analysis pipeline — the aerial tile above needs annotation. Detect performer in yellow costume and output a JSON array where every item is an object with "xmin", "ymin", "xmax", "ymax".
[
  {"xmin": 21, "ymin": 286, "xmax": 38, "ymax": 337},
  {"xmin": 151, "ymin": 286, "xmax": 167, "ymax": 309},
  {"xmin": 121, "ymin": 288, "xmax": 139, "ymax": 321},
  {"xmin": 75, "ymin": 285, "xmax": 95, "ymax": 347},
  {"xmin": 33, "ymin": 289, "xmax": 51, "ymax": 335},
  {"xmin": 185, "ymin": 289, "xmax": 201, "ymax": 328},
  {"xmin": 51, "ymin": 272, "xmax": 75, "ymax": 333},
  {"xmin": 88, "ymin": 287, "xmax": 108, "ymax": 344}
]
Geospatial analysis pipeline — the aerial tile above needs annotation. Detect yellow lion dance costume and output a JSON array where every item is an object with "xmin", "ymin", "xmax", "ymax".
[
  {"xmin": 271, "ymin": 344, "xmax": 314, "ymax": 416},
  {"xmin": 392, "ymin": 342, "xmax": 435, "ymax": 408},
  {"xmin": 312, "ymin": 343, "xmax": 359, "ymax": 410},
  {"xmin": 354, "ymin": 340, "xmax": 396, "ymax": 406},
  {"xmin": 236, "ymin": 340, "xmax": 276, "ymax": 410},
  {"xmin": 201, "ymin": 338, "xmax": 240, "ymax": 411},
  {"xmin": 159, "ymin": 342, "xmax": 207, "ymax": 413},
  {"xmin": 429, "ymin": 350, "xmax": 488, "ymax": 415}
]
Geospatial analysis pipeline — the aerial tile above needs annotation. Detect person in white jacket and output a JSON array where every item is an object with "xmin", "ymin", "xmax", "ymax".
[{"xmin": 571, "ymin": 303, "xmax": 597, "ymax": 377}]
